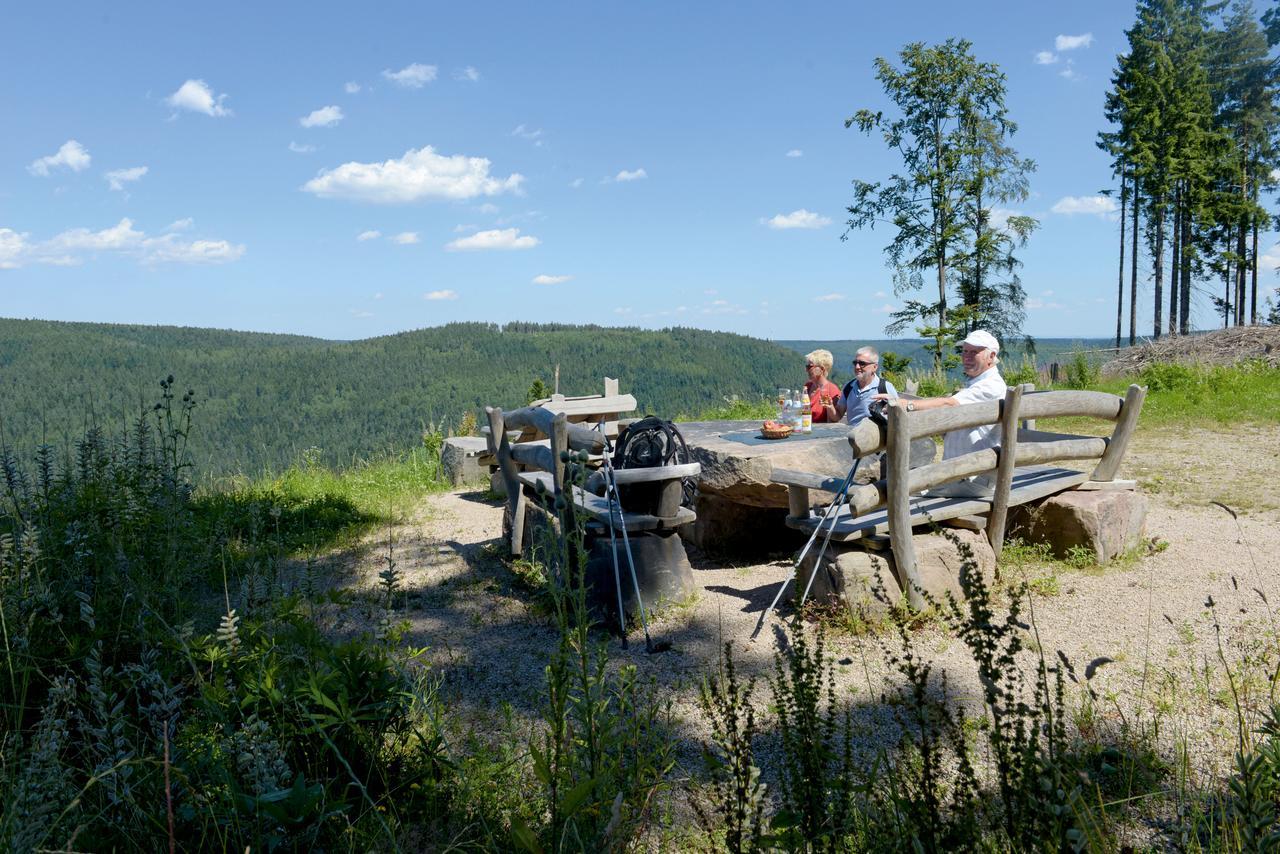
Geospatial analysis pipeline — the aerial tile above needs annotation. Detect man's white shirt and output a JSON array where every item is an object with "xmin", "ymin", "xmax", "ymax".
[{"xmin": 941, "ymin": 366, "xmax": 1008, "ymax": 462}]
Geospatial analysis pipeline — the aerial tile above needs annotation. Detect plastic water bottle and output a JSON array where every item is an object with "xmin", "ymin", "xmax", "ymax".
[
  {"xmin": 800, "ymin": 389, "xmax": 812, "ymax": 433},
  {"xmin": 791, "ymin": 390, "xmax": 803, "ymax": 431}
]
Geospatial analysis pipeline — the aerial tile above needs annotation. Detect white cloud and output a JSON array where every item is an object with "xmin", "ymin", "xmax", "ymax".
[
  {"xmin": 351, "ymin": 309, "xmax": 374, "ymax": 317},
  {"xmin": 382, "ymin": 63, "xmax": 437, "ymax": 88},
  {"xmin": 445, "ymin": 227, "xmax": 539, "ymax": 251},
  {"xmin": 1059, "ymin": 64, "xmax": 1080, "ymax": 81},
  {"xmin": 166, "ymin": 79, "xmax": 231, "ymax": 117},
  {"xmin": 570, "ymin": 177, "xmax": 584, "ymax": 189},
  {"xmin": 1026, "ymin": 297, "xmax": 1066, "ymax": 310},
  {"xmin": 614, "ymin": 307, "xmax": 632, "ymax": 315},
  {"xmin": 873, "ymin": 303, "xmax": 898, "ymax": 314},
  {"xmin": 786, "ymin": 149, "xmax": 803, "ymax": 158},
  {"xmin": 873, "ymin": 290, "xmax": 887, "ymax": 298},
  {"xmin": 765, "ymin": 209, "xmax": 832, "ymax": 230},
  {"xmin": 166, "ymin": 218, "xmax": 193, "ymax": 232},
  {"xmin": 373, "ymin": 292, "xmax": 384, "ymax": 300},
  {"xmin": 614, "ymin": 168, "xmax": 647, "ymax": 182},
  {"xmin": 1050, "ymin": 195, "xmax": 1117, "ymax": 216},
  {"xmin": 48, "ymin": 218, "xmax": 145, "ymax": 252},
  {"xmin": 104, "ymin": 166, "xmax": 147, "ymax": 191},
  {"xmin": 1055, "ymin": 33, "xmax": 1094, "ymax": 51},
  {"xmin": 29, "ymin": 140, "xmax": 91, "ymax": 176},
  {"xmin": 289, "ymin": 141, "xmax": 316, "ymax": 154},
  {"xmin": 344, "ymin": 81, "xmax": 361, "ymax": 94},
  {"xmin": 511, "ymin": 124, "xmax": 544, "ymax": 146},
  {"xmin": 813, "ymin": 293, "xmax": 846, "ymax": 302},
  {"xmin": 455, "ymin": 66, "xmax": 481, "ymax": 82},
  {"xmin": 0, "ymin": 229, "xmax": 31, "ymax": 269},
  {"xmin": 0, "ymin": 217, "xmax": 243, "ymax": 267},
  {"xmin": 300, "ymin": 105, "xmax": 343, "ymax": 128},
  {"xmin": 141, "ymin": 234, "xmax": 245, "ymax": 264},
  {"xmin": 357, "ymin": 229, "xmax": 381, "ymax": 241},
  {"xmin": 391, "ymin": 231, "xmax": 419, "ymax": 244},
  {"xmin": 702, "ymin": 300, "xmax": 748, "ymax": 316},
  {"xmin": 533, "ymin": 274, "xmax": 571, "ymax": 285},
  {"xmin": 477, "ymin": 202, "xmax": 499, "ymax": 215},
  {"xmin": 302, "ymin": 145, "xmax": 524, "ymax": 203},
  {"xmin": 424, "ymin": 289, "xmax": 458, "ymax": 300},
  {"xmin": 1035, "ymin": 51, "xmax": 1058, "ymax": 65},
  {"xmin": 1257, "ymin": 241, "xmax": 1280, "ymax": 272}
]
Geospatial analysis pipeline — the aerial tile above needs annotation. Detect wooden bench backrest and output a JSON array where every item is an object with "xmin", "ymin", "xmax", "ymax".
[{"xmin": 844, "ymin": 384, "xmax": 1146, "ymax": 607}]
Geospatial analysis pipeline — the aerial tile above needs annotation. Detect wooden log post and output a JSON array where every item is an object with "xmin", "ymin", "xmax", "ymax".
[
  {"xmin": 787, "ymin": 486, "xmax": 811, "ymax": 521},
  {"xmin": 486, "ymin": 406, "xmax": 528, "ymax": 556},
  {"xmin": 987, "ymin": 385, "xmax": 1023, "ymax": 563},
  {"xmin": 1091, "ymin": 384, "xmax": 1147, "ymax": 482},
  {"xmin": 886, "ymin": 405, "xmax": 925, "ymax": 609},
  {"xmin": 550, "ymin": 411, "xmax": 569, "ymax": 496}
]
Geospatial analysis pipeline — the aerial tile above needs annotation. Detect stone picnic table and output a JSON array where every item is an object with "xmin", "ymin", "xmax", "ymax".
[
  {"xmin": 677, "ymin": 420, "xmax": 867, "ymax": 508},
  {"xmin": 676, "ymin": 419, "xmax": 921, "ymax": 554}
]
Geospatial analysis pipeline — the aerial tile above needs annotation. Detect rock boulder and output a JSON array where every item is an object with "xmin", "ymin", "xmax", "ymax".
[{"xmin": 1010, "ymin": 489, "xmax": 1147, "ymax": 564}]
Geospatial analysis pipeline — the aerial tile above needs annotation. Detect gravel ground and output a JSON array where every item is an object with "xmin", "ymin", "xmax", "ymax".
[{"xmin": 333, "ymin": 420, "xmax": 1280, "ymax": 822}]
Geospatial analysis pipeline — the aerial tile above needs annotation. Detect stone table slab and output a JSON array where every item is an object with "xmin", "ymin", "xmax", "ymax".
[{"xmin": 678, "ymin": 421, "xmax": 867, "ymax": 508}]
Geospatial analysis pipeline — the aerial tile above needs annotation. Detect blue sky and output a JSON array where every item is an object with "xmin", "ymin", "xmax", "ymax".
[{"xmin": 3, "ymin": 1, "xmax": 1274, "ymax": 341}]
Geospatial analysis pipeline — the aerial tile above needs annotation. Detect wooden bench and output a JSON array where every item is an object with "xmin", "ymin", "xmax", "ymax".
[
  {"xmin": 772, "ymin": 384, "xmax": 1146, "ymax": 607},
  {"xmin": 484, "ymin": 393, "xmax": 700, "ymax": 556}
]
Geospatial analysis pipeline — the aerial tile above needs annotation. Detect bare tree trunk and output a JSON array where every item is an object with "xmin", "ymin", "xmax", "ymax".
[
  {"xmin": 1169, "ymin": 185, "xmax": 1180, "ymax": 338},
  {"xmin": 1179, "ymin": 193, "xmax": 1192, "ymax": 335},
  {"xmin": 1130, "ymin": 174, "xmax": 1139, "ymax": 346},
  {"xmin": 1252, "ymin": 211, "xmax": 1259, "ymax": 326},
  {"xmin": 1236, "ymin": 221, "xmax": 1248, "ymax": 326},
  {"xmin": 1116, "ymin": 173, "xmax": 1127, "ymax": 351},
  {"xmin": 1153, "ymin": 203, "xmax": 1164, "ymax": 341},
  {"xmin": 1224, "ymin": 262, "xmax": 1232, "ymax": 329}
]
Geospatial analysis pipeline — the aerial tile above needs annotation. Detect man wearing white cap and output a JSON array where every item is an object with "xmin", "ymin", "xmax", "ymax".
[{"xmin": 873, "ymin": 329, "xmax": 1007, "ymax": 496}]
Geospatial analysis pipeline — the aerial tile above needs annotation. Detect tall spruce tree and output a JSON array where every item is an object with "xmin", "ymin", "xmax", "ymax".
[{"xmin": 845, "ymin": 39, "xmax": 1032, "ymax": 368}]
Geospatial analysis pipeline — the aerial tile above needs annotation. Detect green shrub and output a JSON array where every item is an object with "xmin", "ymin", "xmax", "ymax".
[
  {"xmin": 1003, "ymin": 354, "xmax": 1040, "ymax": 387},
  {"xmin": 1139, "ymin": 361, "xmax": 1200, "ymax": 393},
  {"xmin": 1062, "ymin": 351, "xmax": 1101, "ymax": 389}
]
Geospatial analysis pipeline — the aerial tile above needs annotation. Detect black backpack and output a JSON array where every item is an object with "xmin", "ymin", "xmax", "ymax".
[{"xmin": 611, "ymin": 416, "xmax": 696, "ymax": 511}]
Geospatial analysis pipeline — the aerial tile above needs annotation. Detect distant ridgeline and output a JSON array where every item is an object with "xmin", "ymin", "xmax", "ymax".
[{"xmin": 0, "ymin": 318, "xmax": 799, "ymax": 477}]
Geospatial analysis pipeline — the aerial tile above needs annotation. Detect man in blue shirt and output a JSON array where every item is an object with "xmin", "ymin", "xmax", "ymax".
[{"xmin": 835, "ymin": 346, "xmax": 898, "ymax": 425}]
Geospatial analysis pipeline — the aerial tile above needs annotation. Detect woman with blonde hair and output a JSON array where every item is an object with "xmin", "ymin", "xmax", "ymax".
[{"xmin": 802, "ymin": 349, "xmax": 842, "ymax": 423}]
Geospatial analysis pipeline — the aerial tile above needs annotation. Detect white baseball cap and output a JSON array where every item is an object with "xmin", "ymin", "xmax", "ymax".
[{"xmin": 961, "ymin": 329, "xmax": 1000, "ymax": 352}]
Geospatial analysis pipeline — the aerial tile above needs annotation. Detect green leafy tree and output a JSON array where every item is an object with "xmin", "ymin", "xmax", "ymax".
[{"xmin": 845, "ymin": 39, "xmax": 1030, "ymax": 369}]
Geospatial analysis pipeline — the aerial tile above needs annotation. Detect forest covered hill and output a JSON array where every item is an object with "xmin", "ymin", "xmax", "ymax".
[{"xmin": 0, "ymin": 318, "xmax": 802, "ymax": 476}]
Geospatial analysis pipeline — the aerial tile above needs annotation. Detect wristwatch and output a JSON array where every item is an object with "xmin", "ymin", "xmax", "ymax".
[{"xmin": 905, "ymin": 402, "xmax": 915, "ymax": 412}]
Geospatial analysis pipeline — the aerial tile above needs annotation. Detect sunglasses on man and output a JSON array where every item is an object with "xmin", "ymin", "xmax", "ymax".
[{"xmin": 853, "ymin": 359, "xmax": 876, "ymax": 368}]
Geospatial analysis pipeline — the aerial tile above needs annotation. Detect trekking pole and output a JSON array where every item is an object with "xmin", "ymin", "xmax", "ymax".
[
  {"xmin": 749, "ymin": 456, "xmax": 861, "ymax": 641},
  {"xmin": 797, "ymin": 468, "xmax": 857, "ymax": 607},
  {"xmin": 601, "ymin": 427, "xmax": 670, "ymax": 654},
  {"xmin": 596, "ymin": 423, "xmax": 629, "ymax": 648}
]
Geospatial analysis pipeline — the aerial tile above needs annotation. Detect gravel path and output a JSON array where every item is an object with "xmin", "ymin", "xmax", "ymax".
[{"xmin": 338, "ymin": 421, "xmax": 1280, "ymax": 788}]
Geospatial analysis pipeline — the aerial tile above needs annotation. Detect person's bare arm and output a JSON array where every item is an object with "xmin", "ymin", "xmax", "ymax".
[{"xmin": 871, "ymin": 393, "xmax": 957, "ymax": 411}]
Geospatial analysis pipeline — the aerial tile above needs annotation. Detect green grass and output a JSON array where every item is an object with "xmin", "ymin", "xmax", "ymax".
[
  {"xmin": 196, "ymin": 444, "xmax": 451, "ymax": 556},
  {"xmin": 677, "ymin": 395, "xmax": 779, "ymax": 421},
  {"xmin": 1095, "ymin": 359, "xmax": 1279, "ymax": 426}
]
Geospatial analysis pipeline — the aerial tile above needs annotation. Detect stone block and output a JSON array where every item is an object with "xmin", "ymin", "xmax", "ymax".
[
  {"xmin": 489, "ymin": 469, "xmax": 508, "ymax": 498},
  {"xmin": 794, "ymin": 527, "xmax": 995, "ymax": 616},
  {"xmin": 795, "ymin": 546, "xmax": 902, "ymax": 617},
  {"xmin": 1010, "ymin": 489, "xmax": 1147, "ymax": 564},
  {"xmin": 910, "ymin": 528, "xmax": 996, "ymax": 602},
  {"xmin": 442, "ymin": 436, "xmax": 491, "ymax": 486},
  {"xmin": 585, "ymin": 530, "xmax": 696, "ymax": 627}
]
